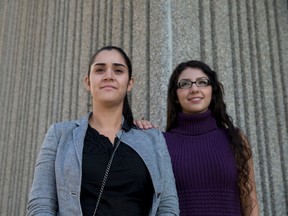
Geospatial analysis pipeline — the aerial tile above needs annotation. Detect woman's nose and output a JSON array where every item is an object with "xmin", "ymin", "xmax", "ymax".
[
  {"xmin": 103, "ymin": 69, "xmax": 114, "ymax": 80},
  {"xmin": 189, "ymin": 83, "xmax": 199, "ymax": 92}
]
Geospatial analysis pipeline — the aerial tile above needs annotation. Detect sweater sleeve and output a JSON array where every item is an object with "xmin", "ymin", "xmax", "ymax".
[
  {"xmin": 27, "ymin": 124, "xmax": 59, "ymax": 216},
  {"xmin": 155, "ymin": 130, "xmax": 180, "ymax": 216}
]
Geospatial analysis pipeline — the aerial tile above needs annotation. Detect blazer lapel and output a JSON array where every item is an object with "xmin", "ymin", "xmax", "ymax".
[{"xmin": 73, "ymin": 113, "xmax": 91, "ymax": 164}]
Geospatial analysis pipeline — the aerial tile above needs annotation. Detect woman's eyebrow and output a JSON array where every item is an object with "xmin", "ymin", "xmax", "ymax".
[
  {"xmin": 113, "ymin": 63, "xmax": 126, "ymax": 68},
  {"xmin": 92, "ymin": 63, "xmax": 106, "ymax": 67},
  {"xmin": 92, "ymin": 63, "xmax": 126, "ymax": 68},
  {"xmin": 179, "ymin": 77, "xmax": 208, "ymax": 80}
]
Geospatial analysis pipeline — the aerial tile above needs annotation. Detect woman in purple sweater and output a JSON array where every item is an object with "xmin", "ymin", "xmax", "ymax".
[{"xmin": 136, "ymin": 60, "xmax": 259, "ymax": 215}]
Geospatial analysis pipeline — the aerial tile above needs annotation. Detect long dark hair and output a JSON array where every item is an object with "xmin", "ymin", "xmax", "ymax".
[
  {"xmin": 87, "ymin": 46, "xmax": 134, "ymax": 127},
  {"xmin": 166, "ymin": 60, "xmax": 254, "ymax": 213}
]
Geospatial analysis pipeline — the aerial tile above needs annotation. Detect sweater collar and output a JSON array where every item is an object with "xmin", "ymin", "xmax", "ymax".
[{"xmin": 169, "ymin": 109, "xmax": 218, "ymax": 135}]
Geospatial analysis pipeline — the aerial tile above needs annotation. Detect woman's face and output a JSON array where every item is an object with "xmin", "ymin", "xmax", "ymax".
[
  {"xmin": 176, "ymin": 67, "xmax": 212, "ymax": 114},
  {"xmin": 85, "ymin": 49, "xmax": 134, "ymax": 107}
]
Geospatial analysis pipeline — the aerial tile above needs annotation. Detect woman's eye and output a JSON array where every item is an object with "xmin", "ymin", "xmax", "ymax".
[
  {"xmin": 197, "ymin": 79, "xmax": 209, "ymax": 86},
  {"xmin": 198, "ymin": 81, "xmax": 206, "ymax": 85},
  {"xmin": 178, "ymin": 81, "xmax": 191, "ymax": 88},
  {"xmin": 115, "ymin": 69, "xmax": 124, "ymax": 73},
  {"xmin": 95, "ymin": 68, "xmax": 104, "ymax": 73},
  {"xmin": 182, "ymin": 83, "xmax": 190, "ymax": 87}
]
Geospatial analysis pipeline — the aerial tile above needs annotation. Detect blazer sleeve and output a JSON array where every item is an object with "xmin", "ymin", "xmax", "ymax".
[
  {"xmin": 156, "ymin": 130, "xmax": 180, "ymax": 216},
  {"xmin": 27, "ymin": 124, "xmax": 59, "ymax": 215}
]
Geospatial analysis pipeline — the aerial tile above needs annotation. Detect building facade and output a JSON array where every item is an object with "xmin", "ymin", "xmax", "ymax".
[{"xmin": 0, "ymin": 0, "xmax": 287, "ymax": 215}]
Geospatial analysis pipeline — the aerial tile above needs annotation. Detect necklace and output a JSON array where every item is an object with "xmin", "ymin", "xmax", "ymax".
[{"xmin": 92, "ymin": 130, "xmax": 123, "ymax": 216}]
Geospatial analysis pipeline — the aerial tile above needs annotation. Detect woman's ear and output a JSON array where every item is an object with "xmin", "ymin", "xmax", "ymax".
[
  {"xmin": 127, "ymin": 77, "xmax": 135, "ymax": 92},
  {"xmin": 84, "ymin": 76, "xmax": 90, "ymax": 91}
]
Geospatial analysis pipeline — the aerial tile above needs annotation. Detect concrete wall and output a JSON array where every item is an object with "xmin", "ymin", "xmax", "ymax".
[{"xmin": 0, "ymin": 0, "xmax": 287, "ymax": 215}]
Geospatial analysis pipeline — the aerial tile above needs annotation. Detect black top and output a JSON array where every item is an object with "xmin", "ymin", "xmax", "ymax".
[{"xmin": 80, "ymin": 125, "xmax": 154, "ymax": 216}]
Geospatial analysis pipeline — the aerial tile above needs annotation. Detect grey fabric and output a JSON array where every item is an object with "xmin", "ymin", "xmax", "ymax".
[{"xmin": 27, "ymin": 113, "xmax": 179, "ymax": 216}]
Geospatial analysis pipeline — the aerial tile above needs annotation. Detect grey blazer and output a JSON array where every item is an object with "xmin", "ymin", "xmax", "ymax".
[{"xmin": 27, "ymin": 113, "xmax": 179, "ymax": 215}]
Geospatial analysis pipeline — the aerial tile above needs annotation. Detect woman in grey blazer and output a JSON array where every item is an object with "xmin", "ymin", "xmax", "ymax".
[{"xmin": 27, "ymin": 46, "xmax": 179, "ymax": 216}]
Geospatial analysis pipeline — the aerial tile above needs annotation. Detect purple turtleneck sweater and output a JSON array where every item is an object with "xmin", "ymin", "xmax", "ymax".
[{"xmin": 164, "ymin": 110, "xmax": 242, "ymax": 216}]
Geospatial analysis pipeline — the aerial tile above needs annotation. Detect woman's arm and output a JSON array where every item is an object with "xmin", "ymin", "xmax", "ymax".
[
  {"xmin": 27, "ymin": 124, "xmax": 59, "ymax": 215},
  {"xmin": 156, "ymin": 131, "xmax": 180, "ymax": 216},
  {"xmin": 244, "ymin": 157, "xmax": 259, "ymax": 216},
  {"xmin": 240, "ymin": 133, "xmax": 259, "ymax": 216}
]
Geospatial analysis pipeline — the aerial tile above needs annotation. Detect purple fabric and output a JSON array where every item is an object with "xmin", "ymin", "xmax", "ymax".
[{"xmin": 164, "ymin": 110, "xmax": 242, "ymax": 215}]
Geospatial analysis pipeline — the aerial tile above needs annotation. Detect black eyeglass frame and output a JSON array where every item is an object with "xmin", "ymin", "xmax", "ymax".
[{"xmin": 177, "ymin": 77, "xmax": 211, "ymax": 89}]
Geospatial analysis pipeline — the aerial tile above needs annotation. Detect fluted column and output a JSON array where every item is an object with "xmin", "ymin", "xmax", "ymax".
[{"xmin": 0, "ymin": 0, "xmax": 287, "ymax": 215}]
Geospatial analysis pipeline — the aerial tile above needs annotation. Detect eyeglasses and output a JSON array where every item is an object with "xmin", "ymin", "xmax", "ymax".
[{"xmin": 177, "ymin": 77, "xmax": 210, "ymax": 89}]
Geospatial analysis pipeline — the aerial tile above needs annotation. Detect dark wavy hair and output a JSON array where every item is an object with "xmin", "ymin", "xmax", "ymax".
[
  {"xmin": 87, "ymin": 46, "xmax": 134, "ymax": 127},
  {"xmin": 166, "ymin": 60, "xmax": 254, "ymax": 213}
]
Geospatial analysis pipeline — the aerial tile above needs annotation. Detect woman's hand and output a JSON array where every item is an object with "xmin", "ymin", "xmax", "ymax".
[{"xmin": 134, "ymin": 119, "xmax": 156, "ymax": 129}]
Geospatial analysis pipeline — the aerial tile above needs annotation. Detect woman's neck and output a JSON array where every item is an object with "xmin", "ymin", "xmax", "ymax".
[
  {"xmin": 90, "ymin": 105, "xmax": 123, "ymax": 143},
  {"xmin": 169, "ymin": 109, "xmax": 218, "ymax": 135}
]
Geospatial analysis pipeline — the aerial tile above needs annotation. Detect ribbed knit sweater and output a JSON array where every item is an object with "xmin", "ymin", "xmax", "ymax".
[{"xmin": 164, "ymin": 110, "xmax": 242, "ymax": 216}]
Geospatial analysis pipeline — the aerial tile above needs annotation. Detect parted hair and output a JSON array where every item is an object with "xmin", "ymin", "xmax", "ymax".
[{"xmin": 87, "ymin": 46, "xmax": 134, "ymax": 127}]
